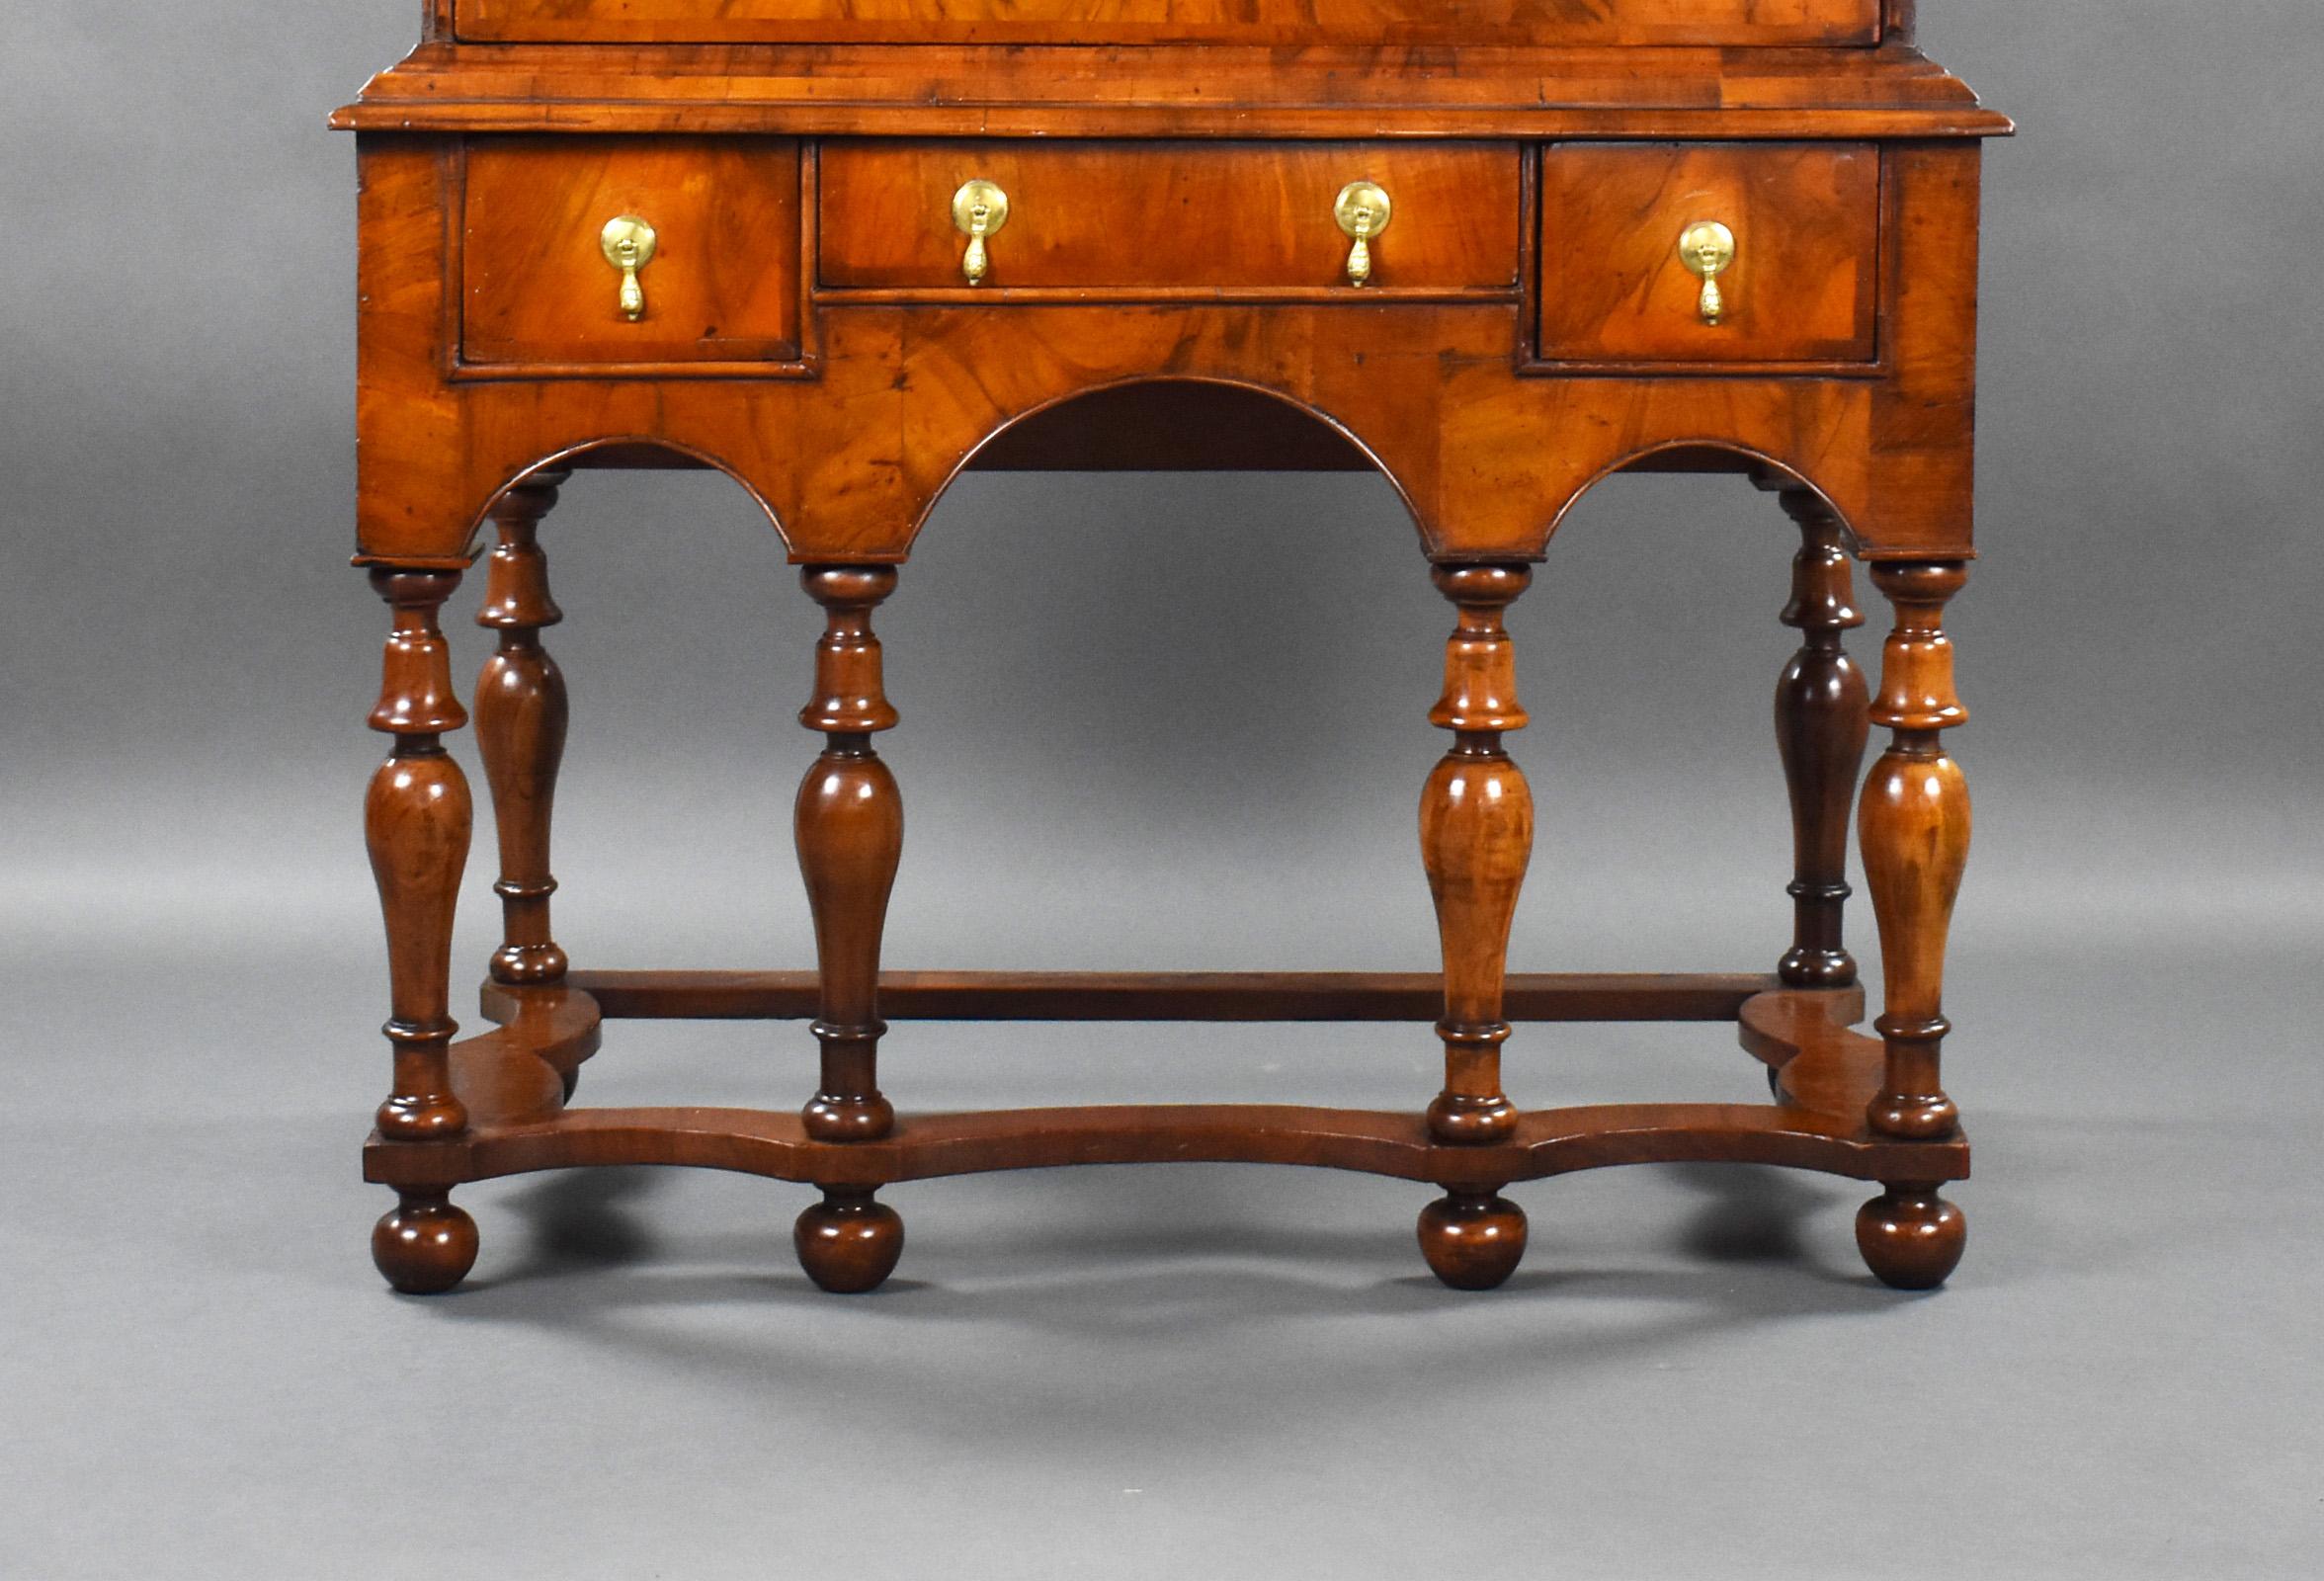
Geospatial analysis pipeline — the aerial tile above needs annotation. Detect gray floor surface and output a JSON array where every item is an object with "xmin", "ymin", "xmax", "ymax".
[{"xmin": 5, "ymin": 896, "xmax": 2317, "ymax": 1579}]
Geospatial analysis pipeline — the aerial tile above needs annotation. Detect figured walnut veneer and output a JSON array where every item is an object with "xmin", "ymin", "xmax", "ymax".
[
  {"xmin": 818, "ymin": 141, "xmax": 1524, "ymax": 294},
  {"xmin": 462, "ymin": 139, "xmax": 805, "ymax": 366},
  {"xmin": 455, "ymin": 0, "xmax": 1888, "ymax": 48},
  {"xmin": 1536, "ymin": 142, "xmax": 1881, "ymax": 366},
  {"xmin": 341, "ymin": 0, "xmax": 2004, "ymax": 1298}
]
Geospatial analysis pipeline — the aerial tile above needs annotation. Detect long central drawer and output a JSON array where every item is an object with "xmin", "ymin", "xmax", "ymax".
[{"xmin": 816, "ymin": 140, "xmax": 1524, "ymax": 296}]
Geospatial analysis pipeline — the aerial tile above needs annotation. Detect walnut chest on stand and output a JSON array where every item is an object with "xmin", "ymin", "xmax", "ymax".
[{"xmin": 334, "ymin": 0, "xmax": 2010, "ymax": 1297}]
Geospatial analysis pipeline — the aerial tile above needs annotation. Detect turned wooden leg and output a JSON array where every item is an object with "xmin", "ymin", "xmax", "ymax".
[
  {"xmin": 366, "ymin": 568, "xmax": 479, "ymax": 1293},
  {"xmin": 1858, "ymin": 560, "xmax": 1972, "ymax": 1287},
  {"xmin": 792, "ymin": 566, "xmax": 906, "ymax": 1288},
  {"xmin": 1773, "ymin": 491, "xmax": 1869, "ymax": 989},
  {"xmin": 1421, "ymin": 564, "xmax": 1534, "ymax": 1145},
  {"xmin": 794, "ymin": 1186, "xmax": 906, "ymax": 1293},
  {"xmin": 474, "ymin": 471, "xmax": 571, "ymax": 988},
  {"xmin": 1417, "ymin": 564, "xmax": 1534, "ymax": 1285},
  {"xmin": 795, "ymin": 566, "xmax": 902, "ymax": 1143}
]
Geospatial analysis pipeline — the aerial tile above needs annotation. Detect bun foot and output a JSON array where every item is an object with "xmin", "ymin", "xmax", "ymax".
[
  {"xmin": 373, "ymin": 1191, "xmax": 479, "ymax": 1294},
  {"xmin": 1857, "ymin": 1185, "xmax": 1965, "ymax": 1290},
  {"xmin": 1417, "ymin": 1189, "xmax": 1528, "ymax": 1290},
  {"xmin": 794, "ymin": 1187, "xmax": 904, "ymax": 1293}
]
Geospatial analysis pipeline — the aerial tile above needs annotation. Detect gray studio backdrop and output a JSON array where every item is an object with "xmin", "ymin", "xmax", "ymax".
[{"xmin": 2, "ymin": 4, "xmax": 2320, "ymax": 1579}]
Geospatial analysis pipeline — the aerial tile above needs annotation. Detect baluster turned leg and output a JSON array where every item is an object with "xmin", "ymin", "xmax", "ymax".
[
  {"xmin": 474, "ymin": 472, "xmax": 572, "ymax": 995},
  {"xmin": 366, "ymin": 569, "xmax": 480, "ymax": 1294},
  {"xmin": 1773, "ymin": 491, "xmax": 1870, "ymax": 992},
  {"xmin": 1415, "ymin": 564, "xmax": 1535, "ymax": 1291},
  {"xmin": 790, "ymin": 566, "xmax": 906, "ymax": 1292},
  {"xmin": 1856, "ymin": 560, "xmax": 1972, "ymax": 1290}
]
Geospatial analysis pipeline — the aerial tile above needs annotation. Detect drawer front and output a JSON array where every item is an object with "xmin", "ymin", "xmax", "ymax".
[
  {"xmin": 461, "ymin": 137, "xmax": 802, "ymax": 368},
  {"xmin": 1537, "ymin": 143, "xmax": 1880, "ymax": 367},
  {"xmin": 818, "ymin": 141, "xmax": 1522, "ymax": 295},
  {"xmin": 457, "ymin": 1, "xmax": 1880, "ymax": 46}
]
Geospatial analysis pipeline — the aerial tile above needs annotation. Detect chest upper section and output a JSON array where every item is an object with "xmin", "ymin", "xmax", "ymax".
[{"xmin": 451, "ymin": 0, "xmax": 1888, "ymax": 48}]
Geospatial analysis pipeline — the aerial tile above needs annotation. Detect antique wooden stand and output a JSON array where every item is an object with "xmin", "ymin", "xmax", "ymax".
[{"xmin": 338, "ymin": 0, "xmax": 2007, "ymax": 1296}]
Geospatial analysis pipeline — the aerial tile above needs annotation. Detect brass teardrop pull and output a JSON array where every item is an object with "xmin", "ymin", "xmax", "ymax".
[
  {"xmin": 599, "ymin": 214, "xmax": 657, "ymax": 322},
  {"xmin": 952, "ymin": 179, "xmax": 1011, "ymax": 286},
  {"xmin": 1678, "ymin": 220, "xmax": 1736, "ymax": 325},
  {"xmin": 1334, "ymin": 181, "xmax": 1392, "ymax": 288}
]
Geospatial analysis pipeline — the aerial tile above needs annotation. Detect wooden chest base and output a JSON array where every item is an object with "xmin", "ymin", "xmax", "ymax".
[{"xmin": 342, "ymin": 4, "xmax": 2002, "ymax": 1301}]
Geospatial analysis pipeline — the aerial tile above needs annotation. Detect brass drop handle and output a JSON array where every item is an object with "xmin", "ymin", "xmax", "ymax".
[
  {"xmin": 1334, "ymin": 181, "xmax": 1392, "ymax": 288},
  {"xmin": 600, "ymin": 215, "xmax": 657, "ymax": 322},
  {"xmin": 952, "ymin": 179, "xmax": 1010, "ymax": 286},
  {"xmin": 1678, "ymin": 220, "xmax": 1736, "ymax": 325}
]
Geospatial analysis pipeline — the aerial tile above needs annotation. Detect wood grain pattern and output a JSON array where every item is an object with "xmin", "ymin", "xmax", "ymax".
[
  {"xmin": 366, "ymin": 569, "xmax": 473, "ymax": 1146},
  {"xmin": 371, "ymin": 985, "xmax": 1967, "ymax": 1192},
  {"xmin": 1773, "ymin": 488, "xmax": 1869, "ymax": 986},
  {"xmin": 1537, "ymin": 141, "xmax": 1879, "ymax": 366},
  {"xmin": 819, "ymin": 141, "xmax": 1521, "ymax": 294},
  {"xmin": 376, "ymin": 1092, "xmax": 1963, "ymax": 1190},
  {"xmin": 346, "ymin": 0, "xmax": 1998, "ymax": 1295},
  {"xmin": 461, "ymin": 136, "xmax": 802, "ymax": 366},
  {"xmin": 336, "ymin": 43, "xmax": 2010, "ymax": 142},
  {"xmin": 456, "ymin": 0, "xmax": 1883, "ymax": 48},
  {"xmin": 794, "ymin": 567, "xmax": 903, "ymax": 1143},
  {"xmin": 556, "ymin": 968, "xmax": 1784, "ymax": 1023},
  {"xmin": 1859, "ymin": 560, "xmax": 1969, "ymax": 1142},
  {"xmin": 374, "ymin": 975, "xmax": 1962, "ymax": 1288},
  {"xmin": 456, "ymin": 981, "xmax": 601, "ymax": 1124},
  {"xmin": 1422, "ymin": 566, "xmax": 1534, "ymax": 1146},
  {"xmin": 365, "ymin": 568, "xmax": 482, "ymax": 1293},
  {"xmin": 354, "ymin": 138, "xmax": 1987, "ymax": 567},
  {"xmin": 474, "ymin": 471, "xmax": 572, "ymax": 986}
]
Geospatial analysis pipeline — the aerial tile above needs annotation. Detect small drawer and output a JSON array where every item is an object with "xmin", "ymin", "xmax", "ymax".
[
  {"xmin": 1536, "ymin": 143, "xmax": 1880, "ymax": 367},
  {"xmin": 460, "ymin": 136, "xmax": 802, "ymax": 367},
  {"xmin": 817, "ymin": 140, "xmax": 1522, "ymax": 295}
]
